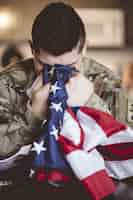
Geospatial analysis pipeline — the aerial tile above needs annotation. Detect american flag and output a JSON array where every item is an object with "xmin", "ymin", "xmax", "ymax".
[
  {"xmin": 59, "ymin": 107, "xmax": 133, "ymax": 200},
  {"xmin": 30, "ymin": 64, "xmax": 76, "ymax": 186},
  {"xmin": 30, "ymin": 63, "xmax": 133, "ymax": 200}
]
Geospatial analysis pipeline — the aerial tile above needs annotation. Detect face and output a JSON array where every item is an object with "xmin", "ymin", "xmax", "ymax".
[{"xmin": 31, "ymin": 44, "xmax": 83, "ymax": 75}]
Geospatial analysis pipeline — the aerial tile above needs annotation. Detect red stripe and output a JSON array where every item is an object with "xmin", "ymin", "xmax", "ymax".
[
  {"xmin": 82, "ymin": 170, "xmax": 115, "ymax": 200},
  {"xmin": 97, "ymin": 142, "xmax": 133, "ymax": 161},
  {"xmin": 59, "ymin": 135, "xmax": 81, "ymax": 154},
  {"xmin": 36, "ymin": 169, "xmax": 47, "ymax": 182},
  {"xmin": 80, "ymin": 107, "xmax": 127, "ymax": 137},
  {"xmin": 48, "ymin": 169, "xmax": 71, "ymax": 184}
]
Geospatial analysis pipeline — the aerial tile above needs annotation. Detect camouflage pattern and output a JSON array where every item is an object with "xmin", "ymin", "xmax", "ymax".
[
  {"xmin": 80, "ymin": 57, "xmax": 133, "ymax": 127},
  {"xmin": 0, "ymin": 59, "xmax": 43, "ymax": 157},
  {"xmin": 0, "ymin": 57, "xmax": 130, "ymax": 157}
]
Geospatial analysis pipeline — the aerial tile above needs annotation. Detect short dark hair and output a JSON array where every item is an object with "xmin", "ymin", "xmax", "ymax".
[{"xmin": 32, "ymin": 2, "xmax": 86, "ymax": 56}]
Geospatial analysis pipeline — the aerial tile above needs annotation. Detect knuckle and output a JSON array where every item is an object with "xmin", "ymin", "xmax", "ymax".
[{"xmin": 32, "ymin": 90, "xmax": 41, "ymax": 100}]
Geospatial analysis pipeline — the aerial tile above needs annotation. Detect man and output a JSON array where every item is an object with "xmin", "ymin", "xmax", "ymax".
[
  {"xmin": 0, "ymin": 2, "xmax": 114, "ymax": 199},
  {"xmin": 0, "ymin": 2, "xmax": 110, "ymax": 165}
]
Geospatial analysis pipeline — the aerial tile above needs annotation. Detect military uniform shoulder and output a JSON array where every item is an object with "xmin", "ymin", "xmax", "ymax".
[
  {"xmin": 81, "ymin": 57, "xmax": 120, "ymax": 81},
  {"xmin": 0, "ymin": 58, "xmax": 35, "ymax": 87}
]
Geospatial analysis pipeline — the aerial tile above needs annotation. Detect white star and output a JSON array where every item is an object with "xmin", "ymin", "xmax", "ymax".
[
  {"xmin": 59, "ymin": 120, "xmax": 62, "ymax": 127},
  {"xmin": 50, "ymin": 102, "xmax": 63, "ymax": 112},
  {"xmin": 50, "ymin": 126, "xmax": 58, "ymax": 140},
  {"xmin": 29, "ymin": 169, "xmax": 35, "ymax": 178},
  {"xmin": 31, "ymin": 141, "xmax": 46, "ymax": 155},
  {"xmin": 41, "ymin": 119, "xmax": 47, "ymax": 127},
  {"xmin": 50, "ymin": 82, "xmax": 62, "ymax": 95}
]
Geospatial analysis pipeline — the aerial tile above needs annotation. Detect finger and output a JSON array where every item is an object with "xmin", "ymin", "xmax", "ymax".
[
  {"xmin": 41, "ymin": 83, "xmax": 51, "ymax": 97},
  {"xmin": 31, "ymin": 74, "xmax": 43, "ymax": 92},
  {"xmin": 66, "ymin": 73, "xmax": 94, "ymax": 106}
]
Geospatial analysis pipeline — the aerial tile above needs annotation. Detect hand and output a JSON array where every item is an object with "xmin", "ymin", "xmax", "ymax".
[
  {"xmin": 66, "ymin": 73, "xmax": 94, "ymax": 106},
  {"xmin": 30, "ymin": 73, "xmax": 93, "ymax": 119}
]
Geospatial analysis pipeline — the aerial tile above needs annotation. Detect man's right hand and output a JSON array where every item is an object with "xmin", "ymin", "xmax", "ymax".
[{"xmin": 30, "ymin": 72, "xmax": 93, "ymax": 120}]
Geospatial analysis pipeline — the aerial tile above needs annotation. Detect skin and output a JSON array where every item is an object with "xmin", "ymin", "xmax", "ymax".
[{"xmin": 30, "ymin": 47, "xmax": 94, "ymax": 120}]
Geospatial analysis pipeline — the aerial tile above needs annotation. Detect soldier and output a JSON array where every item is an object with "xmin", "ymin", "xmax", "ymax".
[{"xmin": 0, "ymin": 2, "xmax": 118, "ymax": 200}]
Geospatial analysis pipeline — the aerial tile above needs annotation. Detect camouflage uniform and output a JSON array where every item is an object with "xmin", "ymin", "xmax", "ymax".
[
  {"xmin": 0, "ymin": 58, "xmax": 127, "ymax": 157},
  {"xmin": 0, "ymin": 59, "xmax": 43, "ymax": 157},
  {"xmin": 80, "ymin": 57, "xmax": 132, "ymax": 127},
  {"xmin": 0, "ymin": 57, "xmax": 131, "ymax": 197},
  {"xmin": 0, "ymin": 57, "xmax": 123, "ymax": 158}
]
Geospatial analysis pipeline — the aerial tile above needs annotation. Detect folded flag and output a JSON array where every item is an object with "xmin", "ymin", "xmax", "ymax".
[{"xmin": 30, "ymin": 62, "xmax": 133, "ymax": 200}]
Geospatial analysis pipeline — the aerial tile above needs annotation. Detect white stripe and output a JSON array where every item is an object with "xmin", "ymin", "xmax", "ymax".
[
  {"xmin": 61, "ymin": 111, "xmax": 81, "ymax": 145},
  {"xmin": 77, "ymin": 110, "xmax": 107, "ymax": 151},
  {"xmin": 66, "ymin": 149, "xmax": 105, "ymax": 180},
  {"xmin": 102, "ymin": 127, "xmax": 133, "ymax": 145},
  {"xmin": 105, "ymin": 159, "xmax": 133, "ymax": 180}
]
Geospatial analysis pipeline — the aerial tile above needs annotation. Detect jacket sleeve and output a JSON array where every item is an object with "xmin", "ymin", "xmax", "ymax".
[{"xmin": 0, "ymin": 74, "xmax": 43, "ymax": 157}]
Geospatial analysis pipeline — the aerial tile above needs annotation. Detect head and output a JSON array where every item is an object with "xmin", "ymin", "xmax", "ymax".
[{"xmin": 31, "ymin": 2, "xmax": 86, "ymax": 75}]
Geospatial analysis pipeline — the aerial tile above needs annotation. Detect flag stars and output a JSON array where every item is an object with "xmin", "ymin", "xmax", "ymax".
[
  {"xmin": 41, "ymin": 119, "xmax": 47, "ymax": 127},
  {"xmin": 31, "ymin": 141, "xmax": 46, "ymax": 155},
  {"xmin": 50, "ymin": 82, "xmax": 62, "ymax": 95},
  {"xmin": 59, "ymin": 120, "xmax": 63, "ymax": 127},
  {"xmin": 50, "ymin": 102, "xmax": 63, "ymax": 112},
  {"xmin": 29, "ymin": 169, "xmax": 35, "ymax": 178},
  {"xmin": 50, "ymin": 126, "xmax": 58, "ymax": 140}
]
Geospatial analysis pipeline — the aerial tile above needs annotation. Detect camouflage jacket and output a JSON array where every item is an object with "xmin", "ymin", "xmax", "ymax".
[
  {"xmin": 81, "ymin": 57, "xmax": 133, "ymax": 128},
  {"xmin": 0, "ymin": 59, "xmax": 43, "ymax": 157},
  {"xmin": 0, "ymin": 58, "xmax": 111, "ymax": 157}
]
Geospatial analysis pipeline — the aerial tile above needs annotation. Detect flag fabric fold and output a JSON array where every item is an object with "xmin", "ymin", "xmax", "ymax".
[{"xmin": 30, "ymin": 63, "xmax": 133, "ymax": 200}]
